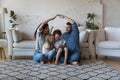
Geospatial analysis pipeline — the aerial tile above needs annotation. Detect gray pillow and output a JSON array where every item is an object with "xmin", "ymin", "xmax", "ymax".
[
  {"xmin": 79, "ymin": 30, "xmax": 88, "ymax": 43},
  {"xmin": 12, "ymin": 30, "xmax": 22, "ymax": 43}
]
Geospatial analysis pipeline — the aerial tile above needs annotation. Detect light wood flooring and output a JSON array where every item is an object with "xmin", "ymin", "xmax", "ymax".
[
  {"xmin": 102, "ymin": 57, "xmax": 120, "ymax": 72},
  {"xmin": 82, "ymin": 56, "xmax": 120, "ymax": 72}
]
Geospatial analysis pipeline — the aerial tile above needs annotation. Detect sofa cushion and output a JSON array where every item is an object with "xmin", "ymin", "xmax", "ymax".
[
  {"xmin": 12, "ymin": 30, "xmax": 22, "ymax": 43},
  {"xmin": 78, "ymin": 26, "xmax": 86, "ymax": 32},
  {"xmin": 13, "ymin": 40, "xmax": 35, "ymax": 49},
  {"xmin": 0, "ymin": 39, "xmax": 8, "ymax": 47},
  {"xmin": 99, "ymin": 41, "xmax": 120, "ymax": 49},
  {"xmin": 80, "ymin": 42, "xmax": 88, "ymax": 48},
  {"xmin": 105, "ymin": 27, "xmax": 120, "ymax": 41},
  {"xmin": 79, "ymin": 31, "xmax": 88, "ymax": 43}
]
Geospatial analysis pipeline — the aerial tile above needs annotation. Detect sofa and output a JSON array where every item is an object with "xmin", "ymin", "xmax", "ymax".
[
  {"xmin": 95, "ymin": 27, "xmax": 120, "ymax": 59},
  {"xmin": 7, "ymin": 27, "xmax": 94, "ymax": 59},
  {"xmin": 79, "ymin": 29, "xmax": 94, "ymax": 59}
]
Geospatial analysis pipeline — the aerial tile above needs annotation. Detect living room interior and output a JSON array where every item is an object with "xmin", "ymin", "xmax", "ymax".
[{"xmin": 0, "ymin": 0, "xmax": 120, "ymax": 80}]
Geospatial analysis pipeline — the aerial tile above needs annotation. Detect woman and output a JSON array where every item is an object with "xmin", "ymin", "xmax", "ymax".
[{"xmin": 33, "ymin": 15, "xmax": 57, "ymax": 64}]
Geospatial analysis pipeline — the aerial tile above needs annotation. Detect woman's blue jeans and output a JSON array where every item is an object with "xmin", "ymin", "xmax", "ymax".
[{"xmin": 33, "ymin": 48, "xmax": 56, "ymax": 62}]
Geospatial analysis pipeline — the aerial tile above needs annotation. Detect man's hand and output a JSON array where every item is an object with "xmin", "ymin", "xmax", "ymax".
[
  {"xmin": 56, "ymin": 14, "xmax": 64, "ymax": 18},
  {"xmin": 56, "ymin": 14, "xmax": 75, "ymax": 24}
]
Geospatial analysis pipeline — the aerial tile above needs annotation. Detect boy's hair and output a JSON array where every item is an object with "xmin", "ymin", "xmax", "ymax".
[{"xmin": 53, "ymin": 29, "xmax": 62, "ymax": 36}]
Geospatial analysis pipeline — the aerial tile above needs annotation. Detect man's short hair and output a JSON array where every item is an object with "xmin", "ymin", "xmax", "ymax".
[{"xmin": 66, "ymin": 22, "xmax": 72, "ymax": 26}]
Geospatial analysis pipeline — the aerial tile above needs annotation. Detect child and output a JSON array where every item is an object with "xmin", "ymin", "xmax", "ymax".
[
  {"xmin": 53, "ymin": 29, "xmax": 68, "ymax": 65},
  {"xmin": 41, "ymin": 34, "xmax": 56, "ymax": 64}
]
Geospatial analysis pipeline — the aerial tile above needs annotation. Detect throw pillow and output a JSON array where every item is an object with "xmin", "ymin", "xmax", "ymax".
[
  {"xmin": 79, "ymin": 30, "xmax": 88, "ymax": 43},
  {"xmin": 12, "ymin": 30, "xmax": 22, "ymax": 43},
  {"xmin": 78, "ymin": 26, "xmax": 86, "ymax": 32}
]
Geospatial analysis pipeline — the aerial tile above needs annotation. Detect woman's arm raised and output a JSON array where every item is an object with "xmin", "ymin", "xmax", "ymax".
[{"xmin": 38, "ymin": 15, "xmax": 57, "ymax": 30}]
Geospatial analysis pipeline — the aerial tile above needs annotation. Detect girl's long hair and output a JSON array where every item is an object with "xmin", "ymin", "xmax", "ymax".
[
  {"xmin": 34, "ymin": 23, "xmax": 49, "ymax": 39},
  {"xmin": 44, "ymin": 34, "xmax": 54, "ymax": 50}
]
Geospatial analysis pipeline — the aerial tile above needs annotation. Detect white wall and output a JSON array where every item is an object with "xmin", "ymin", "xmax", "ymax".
[
  {"xmin": 0, "ymin": 0, "xmax": 120, "ymax": 33},
  {"xmin": 0, "ymin": 1, "xmax": 2, "ymax": 33},
  {"xmin": 102, "ymin": 0, "xmax": 120, "ymax": 27},
  {"xmin": 0, "ymin": 0, "xmax": 103, "ymax": 39}
]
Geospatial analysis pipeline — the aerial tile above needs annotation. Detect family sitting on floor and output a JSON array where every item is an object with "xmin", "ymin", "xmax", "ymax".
[{"xmin": 33, "ymin": 14, "xmax": 81, "ymax": 66}]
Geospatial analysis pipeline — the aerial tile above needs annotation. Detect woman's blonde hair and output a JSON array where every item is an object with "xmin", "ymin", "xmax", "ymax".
[
  {"xmin": 44, "ymin": 34, "xmax": 54, "ymax": 49},
  {"xmin": 45, "ymin": 34, "xmax": 51, "ymax": 42}
]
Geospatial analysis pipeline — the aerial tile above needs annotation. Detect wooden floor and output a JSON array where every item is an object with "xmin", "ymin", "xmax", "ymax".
[
  {"xmin": 90, "ymin": 49, "xmax": 120, "ymax": 72},
  {"xmin": 102, "ymin": 57, "xmax": 120, "ymax": 72},
  {"xmin": 89, "ymin": 56, "xmax": 120, "ymax": 72}
]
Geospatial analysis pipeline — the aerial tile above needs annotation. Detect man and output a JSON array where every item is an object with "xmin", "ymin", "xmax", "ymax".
[{"xmin": 57, "ymin": 14, "xmax": 81, "ymax": 65}]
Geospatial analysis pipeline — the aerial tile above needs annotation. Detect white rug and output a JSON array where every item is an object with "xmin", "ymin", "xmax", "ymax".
[{"xmin": 0, "ymin": 60, "xmax": 120, "ymax": 80}]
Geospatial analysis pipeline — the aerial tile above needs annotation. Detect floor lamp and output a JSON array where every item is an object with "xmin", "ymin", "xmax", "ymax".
[{"xmin": 0, "ymin": 8, "xmax": 8, "ymax": 38}]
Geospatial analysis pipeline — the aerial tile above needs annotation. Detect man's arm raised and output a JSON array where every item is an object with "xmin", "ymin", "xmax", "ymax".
[{"xmin": 57, "ymin": 14, "xmax": 75, "ymax": 24}]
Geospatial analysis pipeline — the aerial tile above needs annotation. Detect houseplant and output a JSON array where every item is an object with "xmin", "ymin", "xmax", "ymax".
[
  {"xmin": 85, "ymin": 13, "xmax": 99, "ymax": 30},
  {"xmin": 9, "ymin": 10, "xmax": 18, "ymax": 28}
]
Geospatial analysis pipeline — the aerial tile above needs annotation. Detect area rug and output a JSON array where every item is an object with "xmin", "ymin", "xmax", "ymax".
[{"xmin": 0, "ymin": 60, "xmax": 120, "ymax": 80}]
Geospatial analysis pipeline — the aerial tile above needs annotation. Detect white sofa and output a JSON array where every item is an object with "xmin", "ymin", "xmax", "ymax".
[
  {"xmin": 95, "ymin": 27, "xmax": 120, "ymax": 59},
  {"xmin": 80, "ymin": 30, "xmax": 94, "ymax": 59},
  {"xmin": 7, "ymin": 28, "xmax": 94, "ymax": 59}
]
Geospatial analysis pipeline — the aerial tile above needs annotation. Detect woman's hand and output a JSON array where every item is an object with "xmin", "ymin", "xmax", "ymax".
[
  {"xmin": 51, "ymin": 15, "xmax": 57, "ymax": 20},
  {"xmin": 56, "ymin": 14, "xmax": 75, "ymax": 24},
  {"xmin": 56, "ymin": 14, "xmax": 64, "ymax": 18}
]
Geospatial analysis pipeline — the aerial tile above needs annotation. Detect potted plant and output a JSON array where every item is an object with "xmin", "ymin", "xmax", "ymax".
[
  {"xmin": 9, "ymin": 10, "xmax": 18, "ymax": 28},
  {"xmin": 85, "ymin": 13, "xmax": 99, "ymax": 30}
]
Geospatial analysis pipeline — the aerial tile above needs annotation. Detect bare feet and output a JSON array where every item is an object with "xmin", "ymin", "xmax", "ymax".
[
  {"xmin": 40, "ymin": 61, "xmax": 44, "ymax": 64},
  {"xmin": 64, "ymin": 62, "xmax": 67, "ymax": 65},
  {"xmin": 47, "ymin": 61, "xmax": 52, "ymax": 64},
  {"xmin": 64, "ymin": 61, "xmax": 67, "ymax": 65},
  {"xmin": 72, "ymin": 61, "xmax": 79, "ymax": 66},
  {"xmin": 55, "ymin": 61, "xmax": 58, "ymax": 65}
]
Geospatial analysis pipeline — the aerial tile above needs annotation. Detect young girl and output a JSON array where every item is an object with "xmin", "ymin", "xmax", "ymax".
[
  {"xmin": 41, "ymin": 34, "xmax": 56, "ymax": 64},
  {"xmin": 53, "ymin": 29, "xmax": 68, "ymax": 65}
]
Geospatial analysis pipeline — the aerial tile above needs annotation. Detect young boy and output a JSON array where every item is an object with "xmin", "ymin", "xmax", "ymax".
[{"xmin": 53, "ymin": 29, "xmax": 68, "ymax": 65}]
